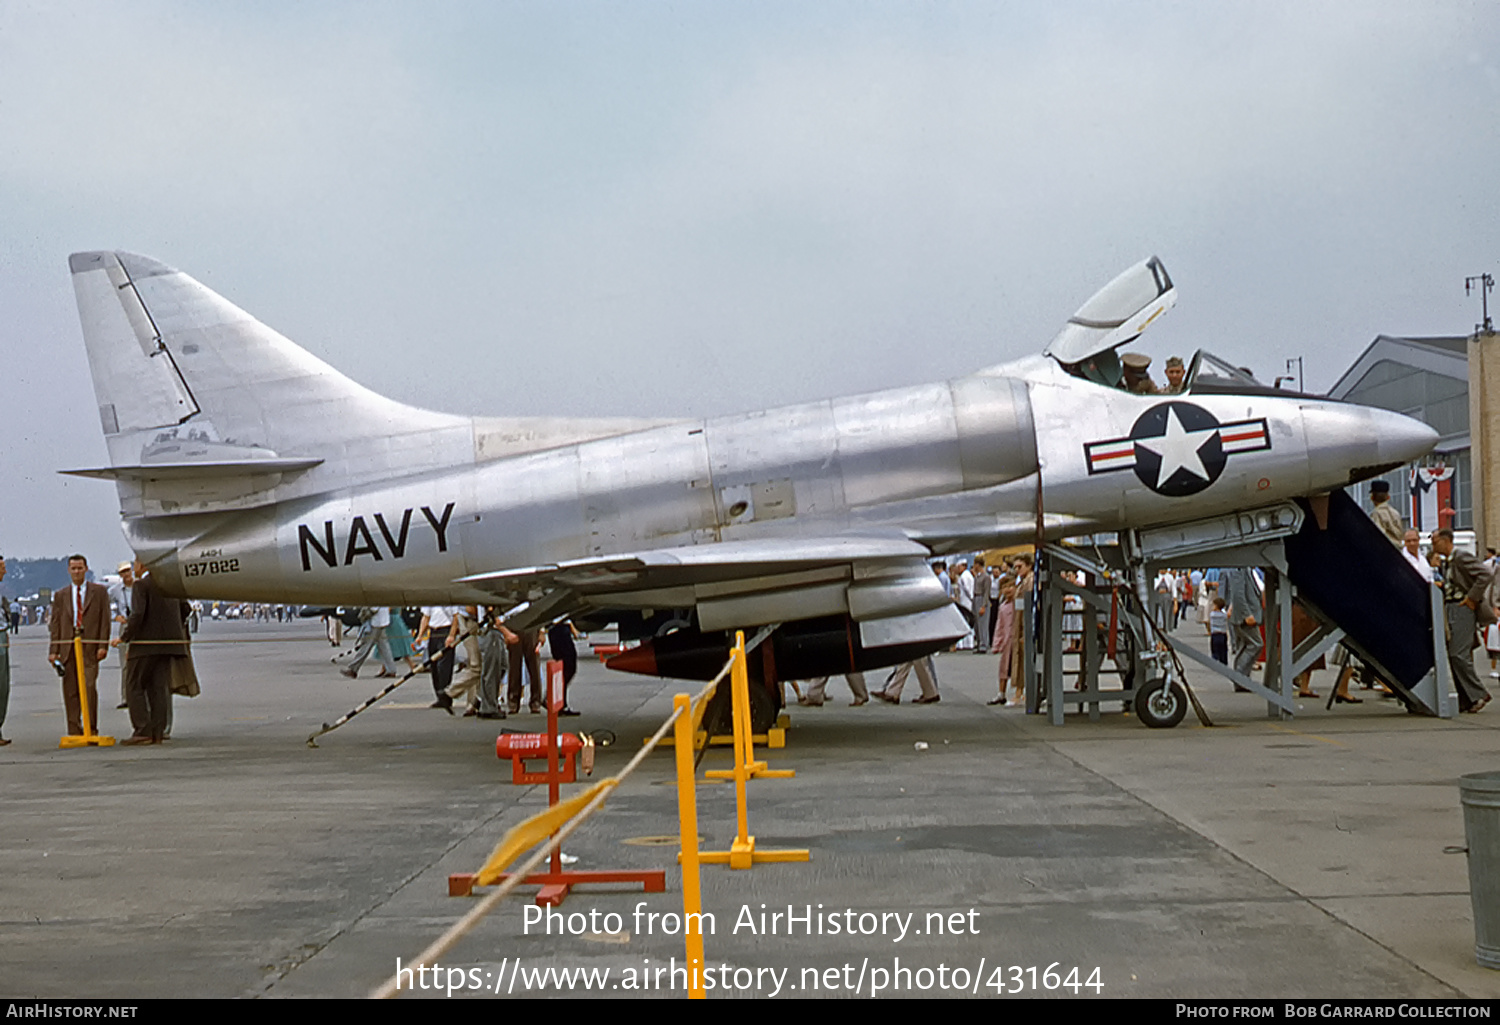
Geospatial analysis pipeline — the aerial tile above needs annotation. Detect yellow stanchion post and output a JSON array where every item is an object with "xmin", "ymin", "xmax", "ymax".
[
  {"xmin": 705, "ymin": 633, "xmax": 793, "ymax": 784},
  {"xmin": 672, "ymin": 694, "xmax": 707, "ymax": 999},
  {"xmin": 59, "ymin": 636, "xmax": 114, "ymax": 749},
  {"xmin": 699, "ymin": 632, "xmax": 807, "ymax": 870},
  {"xmin": 646, "ymin": 650, "xmax": 786, "ymax": 754}
]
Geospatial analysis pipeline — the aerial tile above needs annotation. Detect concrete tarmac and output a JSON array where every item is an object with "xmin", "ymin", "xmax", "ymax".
[{"xmin": 1, "ymin": 618, "xmax": 1497, "ymax": 999}]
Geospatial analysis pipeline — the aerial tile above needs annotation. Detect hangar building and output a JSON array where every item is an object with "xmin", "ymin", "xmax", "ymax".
[{"xmin": 1329, "ymin": 335, "xmax": 1471, "ymax": 531}]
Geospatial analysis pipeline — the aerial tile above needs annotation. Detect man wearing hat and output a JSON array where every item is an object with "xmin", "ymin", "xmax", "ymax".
[
  {"xmin": 118, "ymin": 558, "xmax": 190, "ymax": 744},
  {"xmin": 0, "ymin": 553, "xmax": 10, "ymax": 745},
  {"xmin": 108, "ymin": 560, "xmax": 135, "ymax": 710},
  {"xmin": 1370, "ymin": 480, "xmax": 1404, "ymax": 547},
  {"xmin": 1163, "ymin": 355, "xmax": 1187, "ymax": 394},
  {"xmin": 1433, "ymin": 527, "xmax": 1493, "ymax": 712},
  {"xmin": 1121, "ymin": 352, "xmax": 1158, "ymax": 394}
]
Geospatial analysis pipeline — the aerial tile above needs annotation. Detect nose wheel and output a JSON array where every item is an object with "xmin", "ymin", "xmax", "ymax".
[{"xmin": 1133, "ymin": 676, "xmax": 1187, "ymax": 729}]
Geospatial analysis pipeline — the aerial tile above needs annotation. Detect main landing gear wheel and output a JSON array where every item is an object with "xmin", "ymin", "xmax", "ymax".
[
  {"xmin": 1134, "ymin": 676, "xmax": 1187, "ymax": 729},
  {"xmin": 701, "ymin": 669, "xmax": 782, "ymax": 736}
]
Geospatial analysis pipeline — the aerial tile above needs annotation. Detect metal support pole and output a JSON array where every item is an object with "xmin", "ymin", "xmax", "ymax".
[
  {"xmin": 1263, "ymin": 568, "xmax": 1294, "ymax": 720},
  {"xmin": 1262, "ymin": 567, "xmax": 1277, "ymax": 709},
  {"xmin": 672, "ymin": 693, "xmax": 707, "ymax": 999},
  {"xmin": 1277, "ymin": 572, "xmax": 1294, "ymax": 720},
  {"xmin": 698, "ymin": 632, "xmax": 806, "ymax": 869},
  {"xmin": 546, "ymin": 662, "xmax": 562, "ymax": 879},
  {"xmin": 59, "ymin": 634, "xmax": 114, "ymax": 748},
  {"xmin": 1021, "ymin": 592, "xmax": 1038, "ymax": 714},
  {"xmin": 1123, "ymin": 529, "xmax": 1165, "ymax": 694},
  {"xmin": 1046, "ymin": 563, "xmax": 1065, "ymax": 726},
  {"xmin": 75, "ymin": 636, "xmax": 93, "ymax": 739},
  {"xmin": 730, "ymin": 638, "xmax": 751, "ymax": 860},
  {"xmin": 1432, "ymin": 584, "xmax": 1457, "ymax": 718}
]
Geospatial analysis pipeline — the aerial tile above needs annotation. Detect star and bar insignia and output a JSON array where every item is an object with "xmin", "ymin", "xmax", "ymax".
[{"xmin": 1084, "ymin": 401, "xmax": 1271, "ymax": 497}]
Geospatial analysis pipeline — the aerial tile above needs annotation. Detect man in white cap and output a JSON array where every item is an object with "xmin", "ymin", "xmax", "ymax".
[
  {"xmin": 108, "ymin": 560, "xmax": 135, "ymax": 709},
  {"xmin": 952, "ymin": 559, "xmax": 975, "ymax": 650}
]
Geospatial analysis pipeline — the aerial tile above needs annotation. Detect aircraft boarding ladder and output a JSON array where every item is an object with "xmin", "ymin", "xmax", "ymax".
[{"xmin": 1028, "ymin": 488, "xmax": 1456, "ymax": 726}]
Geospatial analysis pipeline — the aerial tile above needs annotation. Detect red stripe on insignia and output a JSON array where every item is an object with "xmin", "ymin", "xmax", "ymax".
[{"xmin": 1220, "ymin": 429, "xmax": 1263, "ymax": 442}]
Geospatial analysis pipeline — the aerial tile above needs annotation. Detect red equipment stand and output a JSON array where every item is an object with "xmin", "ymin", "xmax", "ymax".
[
  {"xmin": 496, "ymin": 730, "xmax": 585, "ymax": 784},
  {"xmin": 449, "ymin": 659, "xmax": 667, "ymax": 906}
]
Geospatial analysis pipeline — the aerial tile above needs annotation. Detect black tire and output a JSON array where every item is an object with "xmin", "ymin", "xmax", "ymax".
[
  {"xmin": 701, "ymin": 668, "xmax": 782, "ymax": 735},
  {"xmin": 1134, "ymin": 676, "xmax": 1187, "ymax": 729}
]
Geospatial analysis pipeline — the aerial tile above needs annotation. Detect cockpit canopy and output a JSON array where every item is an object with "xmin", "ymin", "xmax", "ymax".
[
  {"xmin": 1055, "ymin": 347, "xmax": 1269, "ymax": 394},
  {"xmin": 1043, "ymin": 256, "xmax": 1294, "ymax": 397},
  {"xmin": 1185, "ymin": 351, "xmax": 1265, "ymax": 393},
  {"xmin": 1044, "ymin": 256, "xmax": 1176, "ymax": 366}
]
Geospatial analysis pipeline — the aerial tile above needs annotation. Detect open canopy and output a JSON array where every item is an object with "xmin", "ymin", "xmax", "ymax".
[{"xmin": 1043, "ymin": 256, "xmax": 1177, "ymax": 366}]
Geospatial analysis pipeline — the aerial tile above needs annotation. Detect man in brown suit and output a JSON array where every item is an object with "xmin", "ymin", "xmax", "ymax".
[
  {"xmin": 49, "ymin": 554, "xmax": 111, "ymax": 735},
  {"xmin": 118, "ymin": 560, "xmax": 190, "ymax": 744}
]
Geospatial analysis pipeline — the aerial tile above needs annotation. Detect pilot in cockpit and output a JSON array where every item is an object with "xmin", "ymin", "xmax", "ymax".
[
  {"xmin": 1163, "ymin": 355, "xmax": 1186, "ymax": 393},
  {"xmin": 1045, "ymin": 257, "xmax": 1278, "ymax": 400},
  {"xmin": 1120, "ymin": 352, "xmax": 1158, "ymax": 394}
]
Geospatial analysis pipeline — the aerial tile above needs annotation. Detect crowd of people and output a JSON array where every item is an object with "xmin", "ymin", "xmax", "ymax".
[
  {"xmin": 1073, "ymin": 479, "xmax": 1493, "ymax": 714},
  {"xmin": 3, "ymin": 477, "xmax": 1489, "ymax": 750},
  {"xmin": 789, "ymin": 476, "xmax": 1496, "ymax": 718},
  {"xmin": 1191, "ymin": 481, "xmax": 1494, "ymax": 714},
  {"xmin": 0, "ymin": 552, "xmax": 591, "ymax": 748},
  {"xmin": 331, "ymin": 606, "xmax": 581, "ymax": 721},
  {"xmin": 0, "ymin": 552, "xmax": 198, "ymax": 748},
  {"xmin": 792, "ymin": 552, "xmax": 1037, "ymax": 709}
]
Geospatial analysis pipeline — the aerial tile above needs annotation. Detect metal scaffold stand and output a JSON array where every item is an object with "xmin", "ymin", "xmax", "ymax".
[{"xmin": 1026, "ymin": 501, "xmax": 1455, "ymax": 727}]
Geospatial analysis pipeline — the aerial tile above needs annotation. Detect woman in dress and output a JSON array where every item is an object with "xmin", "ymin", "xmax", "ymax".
[
  {"xmin": 988, "ymin": 577, "xmax": 1018, "ymax": 705},
  {"xmin": 385, "ymin": 607, "xmax": 418, "ymax": 672}
]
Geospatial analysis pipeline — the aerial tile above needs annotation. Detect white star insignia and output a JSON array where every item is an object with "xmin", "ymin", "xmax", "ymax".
[{"xmin": 1135, "ymin": 407, "xmax": 1220, "ymax": 489}]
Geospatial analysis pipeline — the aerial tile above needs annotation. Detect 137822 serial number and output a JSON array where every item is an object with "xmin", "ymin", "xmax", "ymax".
[{"xmin": 184, "ymin": 559, "xmax": 240, "ymax": 577}]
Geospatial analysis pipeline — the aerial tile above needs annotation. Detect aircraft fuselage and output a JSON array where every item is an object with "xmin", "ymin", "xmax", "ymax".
[{"xmin": 138, "ymin": 355, "xmax": 1431, "ymax": 608}]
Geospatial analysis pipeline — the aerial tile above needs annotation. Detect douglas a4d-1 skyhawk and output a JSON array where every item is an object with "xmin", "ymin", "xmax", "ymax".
[{"xmin": 64, "ymin": 252, "xmax": 1436, "ymax": 722}]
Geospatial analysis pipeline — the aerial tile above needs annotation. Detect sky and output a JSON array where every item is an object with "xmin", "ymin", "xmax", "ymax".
[{"xmin": 1, "ymin": 1, "xmax": 1497, "ymax": 562}]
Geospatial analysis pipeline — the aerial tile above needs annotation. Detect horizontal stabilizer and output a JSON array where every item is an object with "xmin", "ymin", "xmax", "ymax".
[{"xmin": 61, "ymin": 457, "xmax": 323, "ymax": 481}]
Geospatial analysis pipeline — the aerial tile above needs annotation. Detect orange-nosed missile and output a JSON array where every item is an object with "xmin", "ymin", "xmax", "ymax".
[{"xmin": 604, "ymin": 643, "xmax": 658, "ymax": 676}]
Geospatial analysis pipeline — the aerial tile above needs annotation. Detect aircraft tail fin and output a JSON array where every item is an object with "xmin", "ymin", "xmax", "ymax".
[{"xmin": 67, "ymin": 251, "xmax": 468, "ymax": 516}]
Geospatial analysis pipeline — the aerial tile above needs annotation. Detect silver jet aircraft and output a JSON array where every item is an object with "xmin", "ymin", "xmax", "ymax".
[{"xmin": 63, "ymin": 252, "xmax": 1436, "ymax": 694}]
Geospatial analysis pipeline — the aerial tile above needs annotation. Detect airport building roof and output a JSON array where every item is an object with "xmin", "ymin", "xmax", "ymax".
[{"xmin": 1328, "ymin": 334, "xmax": 1469, "ymax": 451}]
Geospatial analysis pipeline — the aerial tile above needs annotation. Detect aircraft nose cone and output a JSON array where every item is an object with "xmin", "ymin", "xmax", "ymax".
[
  {"xmin": 1374, "ymin": 408, "xmax": 1439, "ymax": 467},
  {"xmin": 1301, "ymin": 402, "xmax": 1438, "ymax": 490}
]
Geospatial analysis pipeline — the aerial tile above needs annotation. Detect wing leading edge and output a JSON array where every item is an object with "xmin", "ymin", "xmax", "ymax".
[{"xmin": 459, "ymin": 535, "xmax": 970, "ymax": 648}]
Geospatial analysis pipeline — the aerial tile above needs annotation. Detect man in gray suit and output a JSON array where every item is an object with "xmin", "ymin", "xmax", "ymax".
[
  {"xmin": 1433, "ymin": 528, "xmax": 1493, "ymax": 713},
  {"xmin": 1221, "ymin": 566, "xmax": 1262, "ymax": 685}
]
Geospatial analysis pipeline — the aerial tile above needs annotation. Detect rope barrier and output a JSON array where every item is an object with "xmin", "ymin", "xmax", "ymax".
[
  {"xmin": 369, "ymin": 665, "xmax": 728, "ymax": 1000},
  {"xmin": 6, "ymin": 634, "xmax": 395, "ymax": 647},
  {"xmin": 306, "ymin": 629, "xmax": 477, "ymax": 745}
]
